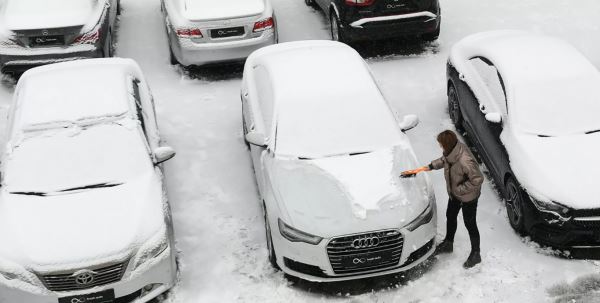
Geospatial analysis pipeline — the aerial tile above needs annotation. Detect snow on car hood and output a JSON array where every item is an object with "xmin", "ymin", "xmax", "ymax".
[
  {"xmin": 0, "ymin": 172, "xmax": 165, "ymax": 271},
  {"xmin": 506, "ymin": 132, "xmax": 600, "ymax": 210},
  {"xmin": 2, "ymin": 0, "xmax": 102, "ymax": 31},
  {"xmin": 269, "ymin": 146, "xmax": 431, "ymax": 238},
  {"xmin": 181, "ymin": 0, "xmax": 265, "ymax": 21}
]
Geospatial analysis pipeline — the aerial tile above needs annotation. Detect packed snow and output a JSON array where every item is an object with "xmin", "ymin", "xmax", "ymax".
[
  {"xmin": 1, "ymin": 0, "xmax": 104, "ymax": 30},
  {"xmin": 1, "ymin": 0, "xmax": 600, "ymax": 302},
  {"xmin": 180, "ymin": 0, "xmax": 266, "ymax": 22}
]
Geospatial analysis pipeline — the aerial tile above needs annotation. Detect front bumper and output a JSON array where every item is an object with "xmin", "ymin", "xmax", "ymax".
[
  {"xmin": 0, "ymin": 249, "xmax": 177, "ymax": 303},
  {"xmin": 0, "ymin": 43, "xmax": 103, "ymax": 74},
  {"xmin": 341, "ymin": 11, "xmax": 441, "ymax": 41},
  {"xmin": 272, "ymin": 216, "xmax": 437, "ymax": 282},
  {"xmin": 168, "ymin": 29, "xmax": 277, "ymax": 67}
]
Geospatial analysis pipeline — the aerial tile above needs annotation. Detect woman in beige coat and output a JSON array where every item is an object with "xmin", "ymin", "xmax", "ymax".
[{"xmin": 403, "ymin": 130, "xmax": 484, "ymax": 268}]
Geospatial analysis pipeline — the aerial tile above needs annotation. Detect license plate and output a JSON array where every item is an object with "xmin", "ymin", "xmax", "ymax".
[
  {"xmin": 58, "ymin": 289, "xmax": 115, "ymax": 303},
  {"xmin": 340, "ymin": 250, "xmax": 395, "ymax": 269},
  {"xmin": 30, "ymin": 35, "xmax": 64, "ymax": 47},
  {"xmin": 211, "ymin": 27, "xmax": 245, "ymax": 38}
]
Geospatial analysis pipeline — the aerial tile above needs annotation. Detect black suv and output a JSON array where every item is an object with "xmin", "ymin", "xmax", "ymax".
[{"xmin": 306, "ymin": 0, "xmax": 440, "ymax": 43}]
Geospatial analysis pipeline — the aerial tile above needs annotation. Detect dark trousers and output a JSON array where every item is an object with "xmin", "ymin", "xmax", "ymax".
[{"xmin": 445, "ymin": 197, "xmax": 480, "ymax": 252}]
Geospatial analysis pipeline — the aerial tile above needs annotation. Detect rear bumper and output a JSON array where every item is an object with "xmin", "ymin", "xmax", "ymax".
[
  {"xmin": 0, "ymin": 44, "xmax": 103, "ymax": 74},
  {"xmin": 341, "ymin": 12, "xmax": 441, "ymax": 41},
  {"xmin": 168, "ymin": 29, "xmax": 277, "ymax": 67},
  {"xmin": 0, "ymin": 248, "xmax": 177, "ymax": 303}
]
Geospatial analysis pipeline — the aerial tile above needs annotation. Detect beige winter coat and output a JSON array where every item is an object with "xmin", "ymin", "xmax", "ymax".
[{"xmin": 430, "ymin": 142, "xmax": 484, "ymax": 203}]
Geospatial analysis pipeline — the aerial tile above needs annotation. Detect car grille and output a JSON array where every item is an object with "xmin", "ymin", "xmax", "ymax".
[
  {"xmin": 574, "ymin": 219, "xmax": 600, "ymax": 230},
  {"xmin": 39, "ymin": 260, "xmax": 129, "ymax": 292},
  {"xmin": 327, "ymin": 229, "xmax": 403, "ymax": 275}
]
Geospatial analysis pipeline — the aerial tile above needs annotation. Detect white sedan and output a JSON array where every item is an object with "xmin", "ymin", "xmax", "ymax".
[
  {"xmin": 161, "ymin": 0, "xmax": 278, "ymax": 66},
  {"xmin": 0, "ymin": 58, "xmax": 178, "ymax": 303},
  {"xmin": 241, "ymin": 41, "xmax": 437, "ymax": 282}
]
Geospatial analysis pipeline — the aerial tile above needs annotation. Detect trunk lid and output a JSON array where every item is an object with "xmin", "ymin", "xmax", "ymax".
[
  {"xmin": 3, "ymin": 0, "xmax": 99, "ymax": 31},
  {"xmin": 182, "ymin": 0, "xmax": 265, "ymax": 21}
]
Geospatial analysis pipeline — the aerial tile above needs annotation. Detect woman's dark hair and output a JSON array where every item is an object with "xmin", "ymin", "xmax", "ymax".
[{"xmin": 437, "ymin": 130, "xmax": 458, "ymax": 156}]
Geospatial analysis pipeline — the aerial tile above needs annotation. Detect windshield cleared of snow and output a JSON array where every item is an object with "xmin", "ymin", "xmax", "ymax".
[{"xmin": 3, "ymin": 122, "xmax": 152, "ymax": 194}]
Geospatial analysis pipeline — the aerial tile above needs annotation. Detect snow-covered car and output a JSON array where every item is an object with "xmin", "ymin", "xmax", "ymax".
[
  {"xmin": 447, "ymin": 30, "xmax": 600, "ymax": 253},
  {"xmin": 306, "ymin": 0, "xmax": 441, "ymax": 43},
  {"xmin": 161, "ymin": 0, "xmax": 278, "ymax": 67},
  {"xmin": 241, "ymin": 41, "xmax": 437, "ymax": 281},
  {"xmin": 0, "ymin": 0, "xmax": 120, "ymax": 75},
  {"xmin": 0, "ymin": 58, "xmax": 178, "ymax": 303}
]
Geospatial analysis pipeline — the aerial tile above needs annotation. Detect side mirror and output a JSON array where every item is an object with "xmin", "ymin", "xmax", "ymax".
[
  {"xmin": 154, "ymin": 146, "xmax": 176, "ymax": 165},
  {"xmin": 245, "ymin": 132, "xmax": 267, "ymax": 147},
  {"xmin": 485, "ymin": 113, "xmax": 502, "ymax": 124},
  {"xmin": 399, "ymin": 115, "xmax": 419, "ymax": 132}
]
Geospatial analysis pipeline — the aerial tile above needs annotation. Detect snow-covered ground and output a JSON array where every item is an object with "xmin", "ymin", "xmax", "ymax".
[{"xmin": 2, "ymin": 0, "xmax": 600, "ymax": 302}]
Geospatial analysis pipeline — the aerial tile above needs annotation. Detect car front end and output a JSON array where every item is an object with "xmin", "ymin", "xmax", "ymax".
[
  {"xmin": 163, "ymin": 0, "xmax": 277, "ymax": 66},
  {"xmin": 0, "ymin": 1, "xmax": 113, "ymax": 75},
  {"xmin": 270, "ymin": 195, "xmax": 437, "ymax": 282},
  {"xmin": 0, "ymin": 228, "xmax": 177, "ymax": 303},
  {"xmin": 335, "ymin": 0, "xmax": 440, "ymax": 42}
]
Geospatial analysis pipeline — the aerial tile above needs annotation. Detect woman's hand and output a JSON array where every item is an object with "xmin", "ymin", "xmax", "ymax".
[{"xmin": 401, "ymin": 166, "xmax": 431, "ymax": 178}]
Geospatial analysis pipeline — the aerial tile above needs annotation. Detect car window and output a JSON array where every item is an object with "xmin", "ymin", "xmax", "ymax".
[
  {"xmin": 131, "ymin": 79, "xmax": 148, "ymax": 137},
  {"xmin": 254, "ymin": 66, "xmax": 275, "ymax": 136},
  {"xmin": 469, "ymin": 57, "xmax": 508, "ymax": 116}
]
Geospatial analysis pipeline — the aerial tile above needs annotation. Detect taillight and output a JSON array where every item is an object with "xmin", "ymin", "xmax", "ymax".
[
  {"xmin": 73, "ymin": 28, "xmax": 102, "ymax": 44},
  {"xmin": 253, "ymin": 17, "xmax": 274, "ymax": 33},
  {"xmin": 345, "ymin": 0, "xmax": 375, "ymax": 6},
  {"xmin": 176, "ymin": 28, "xmax": 203, "ymax": 38}
]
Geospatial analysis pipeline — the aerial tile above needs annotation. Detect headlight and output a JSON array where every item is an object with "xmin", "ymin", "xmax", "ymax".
[
  {"xmin": 132, "ymin": 230, "xmax": 170, "ymax": 271},
  {"xmin": 529, "ymin": 197, "xmax": 571, "ymax": 219},
  {"xmin": 405, "ymin": 198, "xmax": 435, "ymax": 232},
  {"xmin": 278, "ymin": 219, "xmax": 322, "ymax": 245}
]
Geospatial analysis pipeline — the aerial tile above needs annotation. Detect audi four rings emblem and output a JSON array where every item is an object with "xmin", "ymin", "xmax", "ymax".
[
  {"xmin": 74, "ymin": 271, "xmax": 95, "ymax": 286},
  {"xmin": 351, "ymin": 236, "xmax": 380, "ymax": 249}
]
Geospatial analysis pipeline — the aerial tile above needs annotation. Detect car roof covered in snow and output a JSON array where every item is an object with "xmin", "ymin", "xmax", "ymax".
[
  {"xmin": 13, "ymin": 58, "xmax": 141, "ymax": 133},
  {"xmin": 245, "ymin": 41, "xmax": 404, "ymax": 158},
  {"xmin": 450, "ymin": 30, "xmax": 600, "ymax": 85}
]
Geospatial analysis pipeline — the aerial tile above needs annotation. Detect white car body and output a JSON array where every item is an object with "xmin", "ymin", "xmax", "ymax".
[
  {"xmin": 242, "ymin": 41, "xmax": 437, "ymax": 282},
  {"xmin": 161, "ymin": 0, "xmax": 277, "ymax": 66},
  {"xmin": 0, "ymin": 59, "xmax": 177, "ymax": 303},
  {"xmin": 449, "ymin": 31, "xmax": 600, "ymax": 212}
]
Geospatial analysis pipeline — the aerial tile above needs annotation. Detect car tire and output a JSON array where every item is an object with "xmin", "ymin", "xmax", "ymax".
[
  {"xmin": 263, "ymin": 203, "xmax": 280, "ymax": 270},
  {"xmin": 422, "ymin": 25, "xmax": 440, "ymax": 42},
  {"xmin": 102, "ymin": 29, "xmax": 114, "ymax": 58},
  {"xmin": 330, "ymin": 13, "xmax": 345, "ymax": 43},
  {"xmin": 505, "ymin": 176, "xmax": 526, "ymax": 234},
  {"xmin": 448, "ymin": 83, "xmax": 464, "ymax": 132}
]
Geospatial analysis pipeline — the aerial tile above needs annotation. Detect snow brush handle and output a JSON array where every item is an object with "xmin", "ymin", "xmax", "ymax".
[{"xmin": 400, "ymin": 167, "xmax": 429, "ymax": 178}]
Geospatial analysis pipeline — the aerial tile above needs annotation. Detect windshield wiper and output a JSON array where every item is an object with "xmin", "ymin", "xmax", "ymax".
[
  {"xmin": 58, "ymin": 182, "xmax": 123, "ymax": 193},
  {"xmin": 10, "ymin": 191, "xmax": 47, "ymax": 197}
]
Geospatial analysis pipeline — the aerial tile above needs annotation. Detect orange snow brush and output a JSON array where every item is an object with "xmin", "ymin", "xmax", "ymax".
[{"xmin": 400, "ymin": 167, "xmax": 429, "ymax": 178}]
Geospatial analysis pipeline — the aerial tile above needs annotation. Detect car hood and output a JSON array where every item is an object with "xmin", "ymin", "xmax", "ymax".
[
  {"xmin": 0, "ymin": 171, "xmax": 166, "ymax": 271},
  {"xmin": 506, "ymin": 132, "xmax": 600, "ymax": 209},
  {"xmin": 2, "ymin": 0, "xmax": 101, "ymax": 31},
  {"xmin": 181, "ymin": 0, "xmax": 265, "ymax": 21},
  {"xmin": 269, "ymin": 147, "xmax": 432, "ymax": 238}
]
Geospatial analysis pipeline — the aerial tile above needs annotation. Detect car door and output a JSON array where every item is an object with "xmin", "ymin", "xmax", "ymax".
[
  {"xmin": 465, "ymin": 57, "xmax": 511, "ymax": 186},
  {"xmin": 246, "ymin": 66, "xmax": 275, "ymax": 197}
]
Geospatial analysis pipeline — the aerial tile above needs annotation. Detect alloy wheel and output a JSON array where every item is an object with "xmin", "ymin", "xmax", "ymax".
[{"xmin": 505, "ymin": 179, "xmax": 525, "ymax": 232}]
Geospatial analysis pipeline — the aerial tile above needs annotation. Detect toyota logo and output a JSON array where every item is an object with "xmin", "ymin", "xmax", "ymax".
[
  {"xmin": 73, "ymin": 270, "xmax": 96, "ymax": 286},
  {"xmin": 351, "ymin": 236, "xmax": 380, "ymax": 249}
]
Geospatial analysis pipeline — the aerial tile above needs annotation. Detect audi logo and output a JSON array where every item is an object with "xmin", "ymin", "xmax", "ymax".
[{"xmin": 351, "ymin": 236, "xmax": 380, "ymax": 249}]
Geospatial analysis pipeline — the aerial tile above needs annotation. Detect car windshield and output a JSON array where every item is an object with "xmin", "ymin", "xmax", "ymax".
[
  {"xmin": 273, "ymin": 99, "xmax": 404, "ymax": 159},
  {"xmin": 514, "ymin": 79, "xmax": 600, "ymax": 137},
  {"xmin": 4, "ymin": 123, "xmax": 152, "ymax": 195}
]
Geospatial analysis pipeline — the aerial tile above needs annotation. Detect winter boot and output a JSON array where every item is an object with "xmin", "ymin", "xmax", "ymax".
[
  {"xmin": 436, "ymin": 240, "xmax": 454, "ymax": 254},
  {"xmin": 463, "ymin": 250, "xmax": 481, "ymax": 268}
]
